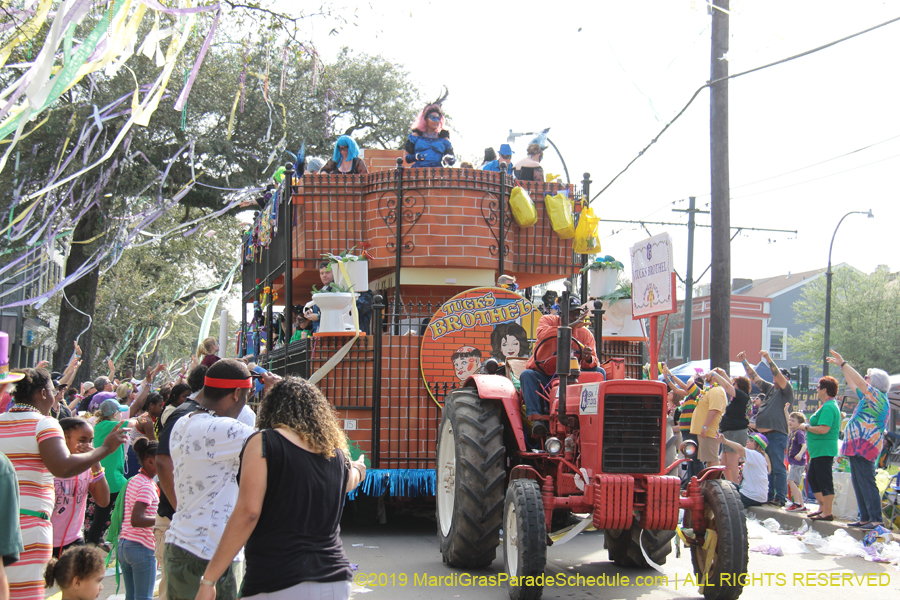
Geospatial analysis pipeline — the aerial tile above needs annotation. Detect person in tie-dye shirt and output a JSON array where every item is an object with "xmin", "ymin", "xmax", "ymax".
[{"xmin": 826, "ymin": 349, "xmax": 891, "ymax": 531}]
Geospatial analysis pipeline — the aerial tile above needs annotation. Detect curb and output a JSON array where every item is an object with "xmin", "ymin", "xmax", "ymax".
[{"xmin": 747, "ymin": 505, "xmax": 900, "ymax": 542}]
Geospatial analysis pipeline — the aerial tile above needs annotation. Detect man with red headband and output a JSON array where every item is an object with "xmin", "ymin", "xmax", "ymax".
[{"xmin": 157, "ymin": 360, "xmax": 279, "ymax": 600}]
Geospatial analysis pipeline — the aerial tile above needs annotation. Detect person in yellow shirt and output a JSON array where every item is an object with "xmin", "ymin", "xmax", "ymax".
[{"xmin": 690, "ymin": 371, "xmax": 728, "ymax": 467}]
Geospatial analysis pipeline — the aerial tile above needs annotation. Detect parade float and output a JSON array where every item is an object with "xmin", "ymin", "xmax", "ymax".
[{"xmin": 240, "ymin": 151, "xmax": 647, "ymax": 499}]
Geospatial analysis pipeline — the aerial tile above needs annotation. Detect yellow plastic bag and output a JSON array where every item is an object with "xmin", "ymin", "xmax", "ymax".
[
  {"xmin": 545, "ymin": 192, "xmax": 575, "ymax": 239},
  {"xmin": 573, "ymin": 206, "xmax": 602, "ymax": 254},
  {"xmin": 509, "ymin": 187, "xmax": 537, "ymax": 228}
]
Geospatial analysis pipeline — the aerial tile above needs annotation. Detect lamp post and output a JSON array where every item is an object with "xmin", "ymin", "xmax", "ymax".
[
  {"xmin": 506, "ymin": 128, "xmax": 570, "ymax": 185},
  {"xmin": 822, "ymin": 209, "xmax": 874, "ymax": 377}
]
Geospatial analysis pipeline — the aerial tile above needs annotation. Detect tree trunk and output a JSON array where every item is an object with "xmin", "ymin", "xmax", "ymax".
[{"xmin": 53, "ymin": 205, "xmax": 104, "ymax": 381}]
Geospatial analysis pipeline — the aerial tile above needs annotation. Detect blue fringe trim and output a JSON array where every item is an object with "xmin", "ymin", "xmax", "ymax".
[{"xmin": 347, "ymin": 469, "xmax": 436, "ymax": 500}]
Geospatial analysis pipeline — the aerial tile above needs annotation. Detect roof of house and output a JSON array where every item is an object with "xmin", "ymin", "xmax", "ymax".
[{"xmin": 733, "ymin": 267, "xmax": 827, "ymax": 299}]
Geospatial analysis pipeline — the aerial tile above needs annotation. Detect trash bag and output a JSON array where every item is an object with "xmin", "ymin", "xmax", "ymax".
[
  {"xmin": 509, "ymin": 187, "xmax": 537, "ymax": 228},
  {"xmin": 546, "ymin": 192, "xmax": 575, "ymax": 239},
  {"xmin": 573, "ymin": 206, "xmax": 602, "ymax": 254}
]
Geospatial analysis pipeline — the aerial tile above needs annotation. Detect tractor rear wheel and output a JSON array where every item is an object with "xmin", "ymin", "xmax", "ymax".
[
  {"xmin": 503, "ymin": 479, "xmax": 547, "ymax": 600},
  {"xmin": 683, "ymin": 479, "xmax": 748, "ymax": 600},
  {"xmin": 604, "ymin": 525, "xmax": 674, "ymax": 568},
  {"xmin": 436, "ymin": 388, "xmax": 506, "ymax": 568}
]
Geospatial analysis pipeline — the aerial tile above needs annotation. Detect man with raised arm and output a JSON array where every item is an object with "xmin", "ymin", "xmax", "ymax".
[{"xmin": 738, "ymin": 350, "xmax": 793, "ymax": 506}]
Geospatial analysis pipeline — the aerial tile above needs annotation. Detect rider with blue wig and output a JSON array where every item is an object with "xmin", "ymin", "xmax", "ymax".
[{"xmin": 321, "ymin": 136, "xmax": 369, "ymax": 174}]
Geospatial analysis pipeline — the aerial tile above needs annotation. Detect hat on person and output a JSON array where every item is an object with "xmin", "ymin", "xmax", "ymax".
[
  {"xmin": 498, "ymin": 143, "xmax": 514, "ymax": 157},
  {"xmin": 82, "ymin": 381, "xmax": 95, "ymax": 392},
  {"xmin": 749, "ymin": 432, "xmax": 768, "ymax": 451},
  {"xmin": 99, "ymin": 398, "xmax": 129, "ymax": 417},
  {"xmin": 780, "ymin": 368, "xmax": 791, "ymax": 380},
  {"xmin": 0, "ymin": 331, "xmax": 25, "ymax": 383}
]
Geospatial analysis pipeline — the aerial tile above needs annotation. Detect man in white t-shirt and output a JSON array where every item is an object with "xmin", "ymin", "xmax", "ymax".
[
  {"xmin": 163, "ymin": 359, "xmax": 278, "ymax": 600},
  {"xmin": 717, "ymin": 432, "xmax": 771, "ymax": 509}
]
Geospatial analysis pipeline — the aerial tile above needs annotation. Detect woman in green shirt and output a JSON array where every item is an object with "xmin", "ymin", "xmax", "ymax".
[
  {"xmin": 85, "ymin": 399, "xmax": 129, "ymax": 544},
  {"xmin": 800, "ymin": 376, "xmax": 841, "ymax": 521}
]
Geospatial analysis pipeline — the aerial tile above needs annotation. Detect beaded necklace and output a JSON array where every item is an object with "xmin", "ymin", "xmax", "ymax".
[
  {"xmin": 9, "ymin": 402, "xmax": 40, "ymax": 413},
  {"xmin": 194, "ymin": 404, "xmax": 218, "ymax": 417}
]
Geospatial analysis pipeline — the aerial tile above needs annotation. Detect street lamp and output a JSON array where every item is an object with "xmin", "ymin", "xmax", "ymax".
[
  {"xmin": 822, "ymin": 209, "xmax": 874, "ymax": 377},
  {"xmin": 506, "ymin": 128, "xmax": 570, "ymax": 185}
]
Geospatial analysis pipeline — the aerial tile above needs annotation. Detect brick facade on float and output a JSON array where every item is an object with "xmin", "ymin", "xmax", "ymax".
[
  {"xmin": 256, "ymin": 149, "xmax": 599, "ymax": 472},
  {"xmin": 283, "ymin": 149, "xmax": 578, "ymax": 299}
]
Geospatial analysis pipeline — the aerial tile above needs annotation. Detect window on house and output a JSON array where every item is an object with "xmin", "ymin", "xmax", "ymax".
[
  {"xmin": 671, "ymin": 329, "xmax": 683, "ymax": 359},
  {"xmin": 768, "ymin": 328, "xmax": 787, "ymax": 360}
]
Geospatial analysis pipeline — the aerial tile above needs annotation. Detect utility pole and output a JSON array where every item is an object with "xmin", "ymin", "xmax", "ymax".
[
  {"xmin": 672, "ymin": 196, "xmax": 707, "ymax": 362},
  {"xmin": 710, "ymin": 0, "xmax": 731, "ymax": 373}
]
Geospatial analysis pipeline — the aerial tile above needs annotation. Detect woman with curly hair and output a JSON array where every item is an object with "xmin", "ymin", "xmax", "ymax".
[{"xmin": 195, "ymin": 377, "xmax": 366, "ymax": 600}]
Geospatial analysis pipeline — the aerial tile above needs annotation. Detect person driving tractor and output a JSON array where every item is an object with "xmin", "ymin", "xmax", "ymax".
[{"xmin": 521, "ymin": 295, "xmax": 605, "ymax": 436}]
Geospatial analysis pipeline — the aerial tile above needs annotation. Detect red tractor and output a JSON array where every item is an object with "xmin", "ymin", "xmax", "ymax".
[{"xmin": 436, "ymin": 294, "xmax": 748, "ymax": 600}]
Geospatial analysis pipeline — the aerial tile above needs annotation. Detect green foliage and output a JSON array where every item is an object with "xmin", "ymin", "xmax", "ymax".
[
  {"xmin": 0, "ymin": 8, "xmax": 423, "ymax": 375},
  {"xmin": 90, "ymin": 210, "xmax": 244, "ymax": 372},
  {"xmin": 790, "ymin": 266, "xmax": 900, "ymax": 374},
  {"xmin": 581, "ymin": 255, "xmax": 625, "ymax": 272},
  {"xmin": 312, "ymin": 281, "xmax": 352, "ymax": 294}
]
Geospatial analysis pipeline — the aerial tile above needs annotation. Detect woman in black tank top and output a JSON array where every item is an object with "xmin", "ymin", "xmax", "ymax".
[{"xmin": 194, "ymin": 376, "xmax": 367, "ymax": 600}]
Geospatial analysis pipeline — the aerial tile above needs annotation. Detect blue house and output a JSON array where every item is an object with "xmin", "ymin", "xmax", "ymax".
[{"xmin": 731, "ymin": 266, "xmax": 844, "ymax": 371}]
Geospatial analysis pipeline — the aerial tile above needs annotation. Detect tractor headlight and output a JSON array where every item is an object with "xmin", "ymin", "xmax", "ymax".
[
  {"xmin": 545, "ymin": 437, "xmax": 563, "ymax": 456},
  {"xmin": 680, "ymin": 439, "xmax": 698, "ymax": 458}
]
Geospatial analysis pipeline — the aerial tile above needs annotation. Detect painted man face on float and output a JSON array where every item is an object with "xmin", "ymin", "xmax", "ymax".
[{"xmin": 451, "ymin": 346, "xmax": 482, "ymax": 382}]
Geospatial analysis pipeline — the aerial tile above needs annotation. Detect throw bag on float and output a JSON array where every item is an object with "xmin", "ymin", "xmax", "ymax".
[
  {"xmin": 509, "ymin": 187, "xmax": 537, "ymax": 227},
  {"xmin": 573, "ymin": 206, "xmax": 602, "ymax": 254},
  {"xmin": 546, "ymin": 192, "xmax": 575, "ymax": 239}
]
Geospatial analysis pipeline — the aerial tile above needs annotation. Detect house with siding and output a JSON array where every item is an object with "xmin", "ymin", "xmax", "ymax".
[
  {"xmin": 661, "ymin": 267, "xmax": 842, "ymax": 371},
  {"xmin": 732, "ymin": 267, "xmax": 830, "ymax": 370}
]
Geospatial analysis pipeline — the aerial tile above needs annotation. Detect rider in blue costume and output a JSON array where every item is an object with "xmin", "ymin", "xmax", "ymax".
[
  {"xmin": 482, "ymin": 143, "xmax": 516, "ymax": 176},
  {"xmin": 405, "ymin": 88, "xmax": 455, "ymax": 168}
]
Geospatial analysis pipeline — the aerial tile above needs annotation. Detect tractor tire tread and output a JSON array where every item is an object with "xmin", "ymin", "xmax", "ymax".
[
  {"xmin": 438, "ymin": 388, "xmax": 507, "ymax": 569},
  {"xmin": 504, "ymin": 479, "xmax": 547, "ymax": 600}
]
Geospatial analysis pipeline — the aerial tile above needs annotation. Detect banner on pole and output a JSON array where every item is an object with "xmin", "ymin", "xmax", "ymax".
[{"xmin": 630, "ymin": 233, "xmax": 677, "ymax": 318}]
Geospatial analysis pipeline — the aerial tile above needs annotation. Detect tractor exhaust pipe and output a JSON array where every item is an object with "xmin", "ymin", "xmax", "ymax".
[{"xmin": 557, "ymin": 285, "xmax": 573, "ymax": 427}]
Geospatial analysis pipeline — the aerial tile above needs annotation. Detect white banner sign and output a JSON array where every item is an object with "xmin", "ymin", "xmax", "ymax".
[{"xmin": 630, "ymin": 233, "xmax": 676, "ymax": 318}]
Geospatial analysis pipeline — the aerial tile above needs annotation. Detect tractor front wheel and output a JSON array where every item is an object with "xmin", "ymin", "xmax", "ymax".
[
  {"xmin": 503, "ymin": 479, "xmax": 547, "ymax": 600},
  {"xmin": 436, "ymin": 388, "xmax": 506, "ymax": 568},
  {"xmin": 684, "ymin": 479, "xmax": 749, "ymax": 600}
]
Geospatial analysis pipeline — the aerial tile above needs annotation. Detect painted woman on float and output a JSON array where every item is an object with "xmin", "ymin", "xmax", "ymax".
[{"xmin": 404, "ymin": 88, "xmax": 455, "ymax": 168}]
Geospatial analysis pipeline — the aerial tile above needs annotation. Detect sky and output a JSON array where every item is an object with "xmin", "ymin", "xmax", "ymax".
[{"xmin": 282, "ymin": 0, "xmax": 900, "ymax": 288}]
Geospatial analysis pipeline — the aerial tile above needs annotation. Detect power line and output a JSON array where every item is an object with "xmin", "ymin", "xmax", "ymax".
[
  {"xmin": 690, "ymin": 132, "xmax": 900, "ymax": 196},
  {"xmin": 590, "ymin": 13, "xmax": 900, "ymax": 203},
  {"xmin": 731, "ymin": 151, "xmax": 900, "ymax": 200}
]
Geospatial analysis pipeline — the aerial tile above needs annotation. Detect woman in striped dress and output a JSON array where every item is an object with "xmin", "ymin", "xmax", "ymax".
[{"xmin": 0, "ymin": 368, "xmax": 125, "ymax": 600}]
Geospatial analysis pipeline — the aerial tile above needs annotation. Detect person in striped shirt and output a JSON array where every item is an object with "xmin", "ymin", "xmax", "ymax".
[
  {"xmin": 119, "ymin": 438, "xmax": 159, "ymax": 600},
  {"xmin": 660, "ymin": 364, "xmax": 705, "ymax": 478},
  {"xmin": 0, "ymin": 368, "xmax": 125, "ymax": 600}
]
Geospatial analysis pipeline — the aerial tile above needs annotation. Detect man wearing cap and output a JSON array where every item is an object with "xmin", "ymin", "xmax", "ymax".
[
  {"xmin": 521, "ymin": 295, "xmax": 604, "ymax": 436},
  {"xmin": 738, "ymin": 349, "xmax": 794, "ymax": 507},
  {"xmin": 482, "ymin": 143, "xmax": 516, "ymax": 177},
  {"xmin": 163, "ymin": 359, "xmax": 279, "ymax": 600},
  {"xmin": 77, "ymin": 376, "xmax": 114, "ymax": 413},
  {"xmin": 717, "ymin": 431, "xmax": 772, "ymax": 509}
]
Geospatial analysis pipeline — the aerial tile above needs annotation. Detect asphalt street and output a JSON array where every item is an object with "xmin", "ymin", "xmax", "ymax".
[
  {"xmin": 52, "ymin": 510, "xmax": 898, "ymax": 600},
  {"xmin": 343, "ymin": 511, "xmax": 899, "ymax": 600}
]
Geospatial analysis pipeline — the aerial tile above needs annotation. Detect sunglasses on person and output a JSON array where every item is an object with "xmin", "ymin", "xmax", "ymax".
[{"xmin": 426, "ymin": 114, "xmax": 441, "ymax": 122}]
